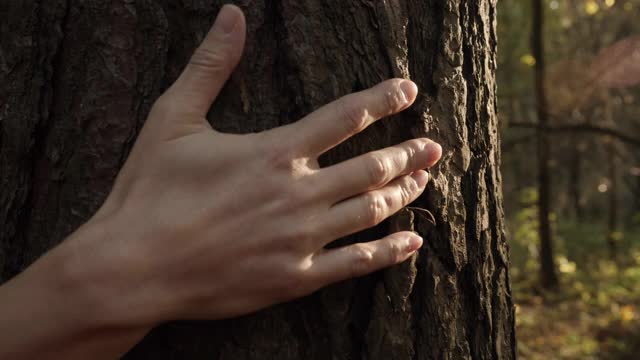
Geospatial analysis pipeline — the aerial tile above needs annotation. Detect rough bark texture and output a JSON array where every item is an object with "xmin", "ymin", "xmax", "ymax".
[{"xmin": 0, "ymin": 1, "xmax": 514, "ymax": 359}]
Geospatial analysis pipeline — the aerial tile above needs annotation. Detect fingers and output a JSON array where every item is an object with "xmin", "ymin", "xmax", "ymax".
[
  {"xmin": 168, "ymin": 5, "xmax": 246, "ymax": 116},
  {"xmin": 321, "ymin": 171, "xmax": 429, "ymax": 241},
  {"xmin": 287, "ymin": 79, "xmax": 418, "ymax": 156},
  {"xmin": 316, "ymin": 139, "xmax": 442, "ymax": 203},
  {"xmin": 310, "ymin": 232, "xmax": 422, "ymax": 286}
]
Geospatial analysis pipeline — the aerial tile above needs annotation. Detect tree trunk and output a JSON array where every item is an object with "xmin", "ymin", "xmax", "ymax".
[
  {"xmin": 568, "ymin": 140, "xmax": 584, "ymax": 222},
  {"xmin": 605, "ymin": 99, "xmax": 618, "ymax": 259},
  {"xmin": 637, "ymin": 175, "xmax": 640, "ymax": 219},
  {"xmin": 0, "ymin": 1, "xmax": 515, "ymax": 359},
  {"xmin": 532, "ymin": 0, "xmax": 558, "ymax": 289},
  {"xmin": 606, "ymin": 139, "xmax": 619, "ymax": 259}
]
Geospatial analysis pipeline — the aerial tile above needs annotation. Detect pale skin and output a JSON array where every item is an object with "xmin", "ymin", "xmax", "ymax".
[{"xmin": 0, "ymin": 5, "xmax": 442, "ymax": 359}]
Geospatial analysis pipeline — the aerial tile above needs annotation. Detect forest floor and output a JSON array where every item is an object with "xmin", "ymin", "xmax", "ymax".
[{"xmin": 510, "ymin": 221, "xmax": 640, "ymax": 360}]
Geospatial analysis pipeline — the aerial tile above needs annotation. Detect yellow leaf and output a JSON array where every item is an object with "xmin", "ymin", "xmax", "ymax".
[
  {"xmin": 620, "ymin": 305, "xmax": 635, "ymax": 322},
  {"xmin": 558, "ymin": 256, "xmax": 577, "ymax": 274},
  {"xmin": 585, "ymin": 0, "xmax": 600, "ymax": 15},
  {"xmin": 605, "ymin": 0, "xmax": 616, "ymax": 7},
  {"xmin": 520, "ymin": 54, "xmax": 536, "ymax": 67}
]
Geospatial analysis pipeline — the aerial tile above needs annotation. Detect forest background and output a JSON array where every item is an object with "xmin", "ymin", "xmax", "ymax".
[{"xmin": 499, "ymin": 0, "xmax": 640, "ymax": 358}]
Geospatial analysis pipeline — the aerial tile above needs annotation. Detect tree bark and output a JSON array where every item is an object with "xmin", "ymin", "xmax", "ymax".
[
  {"xmin": 532, "ymin": 0, "xmax": 558, "ymax": 289},
  {"xmin": 0, "ymin": 1, "xmax": 515, "ymax": 359}
]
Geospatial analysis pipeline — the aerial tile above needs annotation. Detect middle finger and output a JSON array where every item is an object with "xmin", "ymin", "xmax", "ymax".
[{"xmin": 312, "ymin": 138, "xmax": 441, "ymax": 204}]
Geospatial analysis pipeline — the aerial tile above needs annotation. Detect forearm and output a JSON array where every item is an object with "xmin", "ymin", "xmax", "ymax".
[{"xmin": 0, "ymin": 221, "xmax": 150, "ymax": 360}]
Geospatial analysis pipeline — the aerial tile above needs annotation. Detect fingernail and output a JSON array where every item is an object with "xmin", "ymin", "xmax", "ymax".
[
  {"xmin": 400, "ymin": 80, "xmax": 418, "ymax": 103},
  {"xmin": 406, "ymin": 234, "xmax": 423, "ymax": 253},
  {"xmin": 412, "ymin": 170, "xmax": 430, "ymax": 188},
  {"xmin": 213, "ymin": 5, "xmax": 240, "ymax": 35}
]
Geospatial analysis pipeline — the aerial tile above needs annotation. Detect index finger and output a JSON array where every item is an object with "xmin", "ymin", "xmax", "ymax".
[{"xmin": 290, "ymin": 79, "xmax": 418, "ymax": 157}]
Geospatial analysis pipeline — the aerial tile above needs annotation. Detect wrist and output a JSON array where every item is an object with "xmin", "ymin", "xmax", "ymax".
[
  {"xmin": 60, "ymin": 203, "xmax": 185, "ymax": 328},
  {"xmin": 0, "ymin": 214, "xmax": 152, "ymax": 359},
  {"xmin": 52, "ymin": 212, "xmax": 157, "ymax": 329}
]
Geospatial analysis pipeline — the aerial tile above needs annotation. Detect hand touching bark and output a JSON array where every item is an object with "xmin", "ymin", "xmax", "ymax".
[
  {"xmin": 70, "ymin": 4, "xmax": 442, "ymax": 326},
  {"xmin": 0, "ymin": 4, "xmax": 441, "ymax": 359}
]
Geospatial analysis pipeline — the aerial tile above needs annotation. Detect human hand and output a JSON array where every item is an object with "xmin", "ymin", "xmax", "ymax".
[{"xmin": 59, "ymin": 4, "xmax": 442, "ymax": 328}]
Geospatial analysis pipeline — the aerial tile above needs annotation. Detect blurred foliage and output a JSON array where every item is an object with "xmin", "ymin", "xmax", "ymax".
[
  {"xmin": 511, "ymin": 218, "xmax": 640, "ymax": 359},
  {"xmin": 499, "ymin": 0, "xmax": 640, "ymax": 358},
  {"xmin": 509, "ymin": 187, "xmax": 640, "ymax": 359}
]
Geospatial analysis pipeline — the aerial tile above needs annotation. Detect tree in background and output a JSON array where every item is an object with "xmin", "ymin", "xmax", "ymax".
[
  {"xmin": 533, "ymin": 0, "xmax": 560, "ymax": 288},
  {"xmin": 501, "ymin": 0, "xmax": 640, "ymax": 288},
  {"xmin": 497, "ymin": 0, "xmax": 640, "ymax": 357},
  {"xmin": 0, "ymin": 1, "xmax": 514, "ymax": 358}
]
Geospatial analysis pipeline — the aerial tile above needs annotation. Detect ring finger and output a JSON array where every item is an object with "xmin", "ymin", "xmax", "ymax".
[{"xmin": 319, "ymin": 170, "xmax": 429, "ymax": 242}]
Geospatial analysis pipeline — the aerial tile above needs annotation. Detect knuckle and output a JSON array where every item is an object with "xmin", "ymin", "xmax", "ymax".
[
  {"xmin": 277, "ymin": 231, "xmax": 302, "ymax": 254},
  {"xmin": 404, "ymin": 139, "xmax": 423, "ymax": 168},
  {"xmin": 265, "ymin": 142, "xmax": 295, "ymax": 171},
  {"xmin": 383, "ymin": 81, "xmax": 408, "ymax": 114},
  {"xmin": 277, "ymin": 225, "xmax": 310, "ymax": 253},
  {"xmin": 367, "ymin": 154, "xmax": 391, "ymax": 187},
  {"xmin": 279, "ymin": 221, "xmax": 320, "ymax": 255},
  {"xmin": 280, "ymin": 262, "xmax": 312, "ymax": 298},
  {"xmin": 386, "ymin": 239, "xmax": 404, "ymax": 264},
  {"xmin": 283, "ymin": 184, "xmax": 310, "ymax": 207},
  {"xmin": 293, "ymin": 225, "xmax": 316, "ymax": 250},
  {"xmin": 382, "ymin": 192, "xmax": 396, "ymax": 211},
  {"xmin": 402, "ymin": 178, "xmax": 419, "ymax": 203},
  {"xmin": 365, "ymin": 194, "xmax": 386, "ymax": 227},
  {"xmin": 189, "ymin": 46, "xmax": 230, "ymax": 74},
  {"xmin": 339, "ymin": 98, "xmax": 369, "ymax": 134},
  {"xmin": 350, "ymin": 246, "xmax": 374, "ymax": 278}
]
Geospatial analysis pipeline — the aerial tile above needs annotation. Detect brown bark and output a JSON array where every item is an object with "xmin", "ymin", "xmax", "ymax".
[
  {"xmin": 0, "ymin": 1, "xmax": 514, "ymax": 358},
  {"xmin": 532, "ymin": 0, "xmax": 559, "ymax": 289}
]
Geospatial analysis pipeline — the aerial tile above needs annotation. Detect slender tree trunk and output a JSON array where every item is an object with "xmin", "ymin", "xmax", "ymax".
[
  {"xmin": 532, "ymin": 0, "xmax": 559, "ymax": 288},
  {"xmin": 637, "ymin": 174, "xmax": 640, "ymax": 217},
  {"xmin": 569, "ymin": 139, "xmax": 584, "ymax": 222},
  {"xmin": 605, "ymin": 99, "xmax": 619, "ymax": 259},
  {"xmin": 0, "ymin": 1, "xmax": 515, "ymax": 358},
  {"xmin": 636, "ymin": 176, "xmax": 640, "ymax": 221},
  {"xmin": 606, "ymin": 139, "xmax": 619, "ymax": 259}
]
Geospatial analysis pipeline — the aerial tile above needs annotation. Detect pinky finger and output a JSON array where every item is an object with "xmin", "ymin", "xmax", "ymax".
[{"xmin": 310, "ymin": 231, "xmax": 423, "ymax": 286}]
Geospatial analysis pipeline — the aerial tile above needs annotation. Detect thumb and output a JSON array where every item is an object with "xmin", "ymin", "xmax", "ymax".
[{"xmin": 168, "ymin": 5, "xmax": 246, "ymax": 116}]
